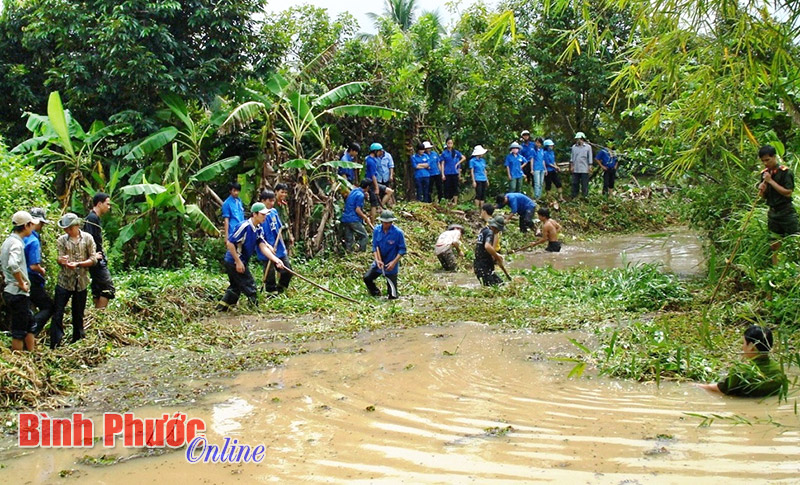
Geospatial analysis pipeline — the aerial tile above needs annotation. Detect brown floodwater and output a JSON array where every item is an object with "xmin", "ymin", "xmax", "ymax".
[
  {"xmin": 508, "ymin": 228, "xmax": 706, "ymax": 277},
  {"xmin": 3, "ymin": 323, "xmax": 798, "ymax": 484}
]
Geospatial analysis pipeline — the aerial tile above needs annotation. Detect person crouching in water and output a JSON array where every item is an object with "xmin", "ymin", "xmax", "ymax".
[
  {"xmin": 528, "ymin": 208, "xmax": 563, "ymax": 252},
  {"xmin": 474, "ymin": 216, "xmax": 505, "ymax": 286},
  {"xmin": 435, "ymin": 224, "xmax": 464, "ymax": 271},
  {"xmin": 217, "ymin": 203, "xmax": 284, "ymax": 311},
  {"xmin": 698, "ymin": 325, "xmax": 788, "ymax": 398}
]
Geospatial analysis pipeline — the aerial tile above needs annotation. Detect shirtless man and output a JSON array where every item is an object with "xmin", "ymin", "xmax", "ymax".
[{"xmin": 528, "ymin": 208, "xmax": 562, "ymax": 252}]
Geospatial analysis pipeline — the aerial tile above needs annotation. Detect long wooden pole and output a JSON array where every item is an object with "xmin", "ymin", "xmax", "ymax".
[{"xmin": 285, "ymin": 267, "xmax": 360, "ymax": 304}]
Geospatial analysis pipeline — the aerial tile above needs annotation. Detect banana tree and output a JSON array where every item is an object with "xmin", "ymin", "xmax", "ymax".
[
  {"xmin": 11, "ymin": 91, "xmax": 130, "ymax": 207},
  {"xmin": 219, "ymin": 71, "xmax": 404, "ymax": 254}
]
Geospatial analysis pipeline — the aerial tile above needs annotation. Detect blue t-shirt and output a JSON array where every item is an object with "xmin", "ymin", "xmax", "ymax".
[
  {"xmin": 426, "ymin": 151, "xmax": 441, "ymax": 176},
  {"xmin": 23, "ymin": 231, "xmax": 44, "ymax": 286},
  {"xmin": 411, "ymin": 153, "xmax": 430, "ymax": 179},
  {"xmin": 341, "ymin": 188, "xmax": 365, "ymax": 224},
  {"xmin": 258, "ymin": 208, "xmax": 286, "ymax": 261},
  {"xmin": 377, "ymin": 152, "xmax": 394, "ymax": 183},
  {"xmin": 596, "ymin": 149, "xmax": 617, "ymax": 169},
  {"xmin": 504, "ymin": 153, "xmax": 525, "ymax": 179},
  {"xmin": 441, "ymin": 149, "xmax": 463, "ymax": 175},
  {"xmin": 544, "ymin": 149, "xmax": 557, "ymax": 172},
  {"xmin": 470, "ymin": 157, "xmax": 488, "ymax": 182},
  {"xmin": 506, "ymin": 193, "xmax": 536, "ymax": 215},
  {"xmin": 364, "ymin": 155, "xmax": 379, "ymax": 182},
  {"xmin": 338, "ymin": 152, "xmax": 357, "ymax": 183},
  {"xmin": 221, "ymin": 195, "xmax": 245, "ymax": 237},
  {"xmin": 371, "ymin": 224, "xmax": 407, "ymax": 276},
  {"xmin": 520, "ymin": 140, "xmax": 535, "ymax": 163},
  {"xmin": 224, "ymin": 219, "xmax": 267, "ymax": 265},
  {"xmin": 532, "ymin": 146, "xmax": 545, "ymax": 171}
]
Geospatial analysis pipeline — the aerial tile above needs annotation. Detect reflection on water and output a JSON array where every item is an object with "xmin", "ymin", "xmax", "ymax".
[
  {"xmin": 4, "ymin": 324, "xmax": 798, "ymax": 483},
  {"xmin": 509, "ymin": 228, "xmax": 706, "ymax": 277}
]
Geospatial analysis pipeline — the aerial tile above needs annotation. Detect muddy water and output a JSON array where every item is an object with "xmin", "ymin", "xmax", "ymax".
[
  {"xmin": 4, "ymin": 323, "xmax": 798, "ymax": 484},
  {"xmin": 508, "ymin": 228, "xmax": 705, "ymax": 277}
]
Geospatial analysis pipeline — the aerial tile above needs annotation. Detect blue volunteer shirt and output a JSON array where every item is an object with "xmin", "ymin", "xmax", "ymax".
[
  {"xmin": 470, "ymin": 157, "xmax": 488, "ymax": 182},
  {"xmin": 258, "ymin": 209, "xmax": 286, "ymax": 261},
  {"xmin": 532, "ymin": 146, "xmax": 545, "ymax": 171},
  {"xmin": 224, "ymin": 219, "xmax": 267, "ymax": 265},
  {"xmin": 504, "ymin": 153, "xmax": 525, "ymax": 179},
  {"xmin": 441, "ymin": 149, "xmax": 463, "ymax": 175},
  {"xmin": 341, "ymin": 188, "xmax": 365, "ymax": 224},
  {"xmin": 544, "ymin": 149, "xmax": 557, "ymax": 172},
  {"xmin": 427, "ymin": 151, "xmax": 441, "ymax": 176},
  {"xmin": 506, "ymin": 193, "xmax": 536, "ymax": 215},
  {"xmin": 377, "ymin": 152, "xmax": 394, "ymax": 183},
  {"xmin": 23, "ymin": 231, "xmax": 45, "ymax": 286},
  {"xmin": 520, "ymin": 140, "xmax": 535, "ymax": 163},
  {"xmin": 596, "ymin": 149, "xmax": 617, "ymax": 169},
  {"xmin": 221, "ymin": 195, "xmax": 245, "ymax": 237},
  {"xmin": 371, "ymin": 224, "xmax": 407, "ymax": 276},
  {"xmin": 411, "ymin": 153, "xmax": 430, "ymax": 179},
  {"xmin": 338, "ymin": 152, "xmax": 357, "ymax": 183},
  {"xmin": 364, "ymin": 155, "xmax": 379, "ymax": 182}
]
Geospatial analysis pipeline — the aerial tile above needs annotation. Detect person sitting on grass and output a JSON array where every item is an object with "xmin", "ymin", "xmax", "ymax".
[
  {"xmin": 527, "ymin": 208, "xmax": 563, "ymax": 252},
  {"xmin": 434, "ymin": 224, "xmax": 464, "ymax": 272},
  {"xmin": 698, "ymin": 325, "xmax": 788, "ymax": 398},
  {"xmin": 216, "ymin": 203, "xmax": 284, "ymax": 312},
  {"xmin": 474, "ymin": 216, "xmax": 505, "ymax": 287}
]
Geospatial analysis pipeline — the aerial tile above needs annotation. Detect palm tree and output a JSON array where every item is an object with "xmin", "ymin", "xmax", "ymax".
[{"xmin": 367, "ymin": 0, "xmax": 419, "ymax": 32}]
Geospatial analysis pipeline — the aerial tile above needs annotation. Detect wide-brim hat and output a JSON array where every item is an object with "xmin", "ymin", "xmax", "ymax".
[
  {"xmin": 488, "ymin": 216, "xmax": 505, "ymax": 232},
  {"xmin": 57, "ymin": 213, "xmax": 81, "ymax": 229},
  {"xmin": 472, "ymin": 145, "xmax": 488, "ymax": 156},
  {"xmin": 509, "ymin": 142, "xmax": 522, "ymax": 150},
  {"xmin": 29, "ymin": 208, "xmax": 50, "ymax": 224},
  {"xmin": 377, "ymin": 210, "xmax": 397, "ymax": 223},
  {"xmin": 574, "ymin": 132, "xmax": 586, "ymax": 139},
  {"xmin": 520, "ymin": 130, "xmax": 531, "ymax": 136}
]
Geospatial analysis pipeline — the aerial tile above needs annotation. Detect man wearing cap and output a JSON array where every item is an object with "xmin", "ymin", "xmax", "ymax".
[
  {"xmin": 85, "ymin": 192, "xmax": 115, "ymax": 308},
  {"xmin": 543, "ymin": 139, "xmax": 564, "ymax": 201},
  {"xmin": 441, "ymin": 137, "xmax": 465, "ymax": 204},
  {"xmin": 363, "ymin": 210, "xmax": 406, "ymax": 299},
  {"xmin": 339, "ymin": 143, "xmax": 361, "ymax": 184},
  {"xmin": 470, "ymin": 145, "xmax": 490, "ymax": 210},
  {"xmin": 424, "ymin": 141, "xmax": 444, "ymax": 203},
  {"xmin": 2, "ymin": 211, "xmax": 38, "ymax": 350},
  {"xmin": 52, "ymin": 213, "xmax": 97, "ymax": 348},
  {"xmin": 570, "ymin": 132, "xmax": 593, "ymax": 198},
  {"xmin": 24, "ymin": 208, "xmax": 54, "ymax": 335},
  {"xmin": 434, "ymin": 224, "xmax": 464, "ymax": 271},
  {"xmin": 474, "ymin": 216, "xmax": 505, "ymax": 286},
  {"xmin": 496, "ymin": 192, "xmax": 537, "ymax": 233},
  {"xmin": 341, "ymin": 179, "xmax": 372, "ymax": 252},
  {"xmin": 411, "ymin": 143, "xmax": 431, "ymax": 203},
  {"xmin": 505, "ymin": 142, "xmax": 526, "ymax": 193},
  {"xmin": 217, "ymin": 203, "xmax": 284, "ymax": 311}
]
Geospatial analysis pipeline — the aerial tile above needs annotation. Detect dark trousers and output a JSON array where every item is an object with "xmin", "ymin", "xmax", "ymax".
[
  {"xmin": 519, "ymin": 209, "xmax": 535, "ymax": 233},
  {"xmin": 545, "ymin": 171, "xmax": 562, "ymax": 190},
  {"xmin": 571, "ymin": 172, "xmax": 589, "ymax": 197},
  {"xmin": 219, "ymin": 260, "xmax": 258, "ymax": 309},
  {"xmin": 444, "ymin": 174, "xmax": 459, "ymax": 199},
  {"xmin": 429, "ymin": 175, "xmax": 444, "ymax": 202},
  {"xmin": 3, "ymin": 291, "xmax": 33, "ymax": 340},
  {"xmin": 474, "ymin": 261, "xmax": 503, "ymax": 286},
  {"xmin": 602, "ymin": 168, "xmax": 617, "ymax": 195},
  {"xmin": 30, "ymin": 283, "xmax": 53, "ymax": 335},
  {"xmin": 343, "ymin": 221, "xmax": 368, "ymax": 252},
  {"xmin": 51, "ymin": 285, "xmax": 88, "ymax": 348},
  {"xmin": 415, "ymin": 177, "xmax": 431, "ymax": 202},
  {"xmin": 264, "ymin": 256, "xmax": 293, "ymax": 293},
  {"xmin": 363, "ymin": 265, "xmax": 398, "ymax": 299}
]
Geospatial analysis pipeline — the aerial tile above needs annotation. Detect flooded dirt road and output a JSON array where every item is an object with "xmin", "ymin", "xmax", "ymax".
[
  {"xmin": 508, "ymin": 228, "xmax": 705, "ymax": 277},
  {"xmin": 4, "ymin": 323, "xmax": 797, "ymax": 484}
]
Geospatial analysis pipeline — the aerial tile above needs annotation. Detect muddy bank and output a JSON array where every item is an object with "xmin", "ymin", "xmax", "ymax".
[{"xmin": 2, "ymin": 323, "xmax": 797, "ymax": 483}]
